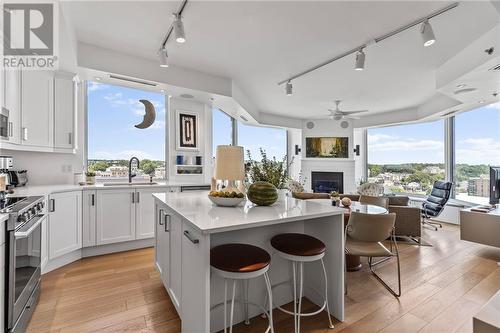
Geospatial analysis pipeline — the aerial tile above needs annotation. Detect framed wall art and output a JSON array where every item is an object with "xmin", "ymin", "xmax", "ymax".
[{"xmin": 176, "ymin": 110, "xmax": 199, "ymax": 150}]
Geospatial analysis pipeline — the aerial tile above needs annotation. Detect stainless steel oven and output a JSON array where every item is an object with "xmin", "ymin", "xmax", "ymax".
[
  {"xmin": 1, "ymin": 107, "xmax": 9, "ymax": 140},
  {"xmin": 2, "ymin": 196, "xmax": 45, "ymax": 333}
]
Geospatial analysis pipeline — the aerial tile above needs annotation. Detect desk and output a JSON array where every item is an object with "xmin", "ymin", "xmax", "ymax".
[{"xmin": 460, "ymin": 206, "xmax": 500, "ymax": 249}]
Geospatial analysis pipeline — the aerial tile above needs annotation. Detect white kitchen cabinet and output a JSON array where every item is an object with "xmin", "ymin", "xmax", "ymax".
[
  {"xmin": 155, "ymin": 204, "xmax": 170, "ymax": 290},
  {"xmin": 82, "ymin": 190, "xmax": 97, "ymax": 247},
  {"xmin": 3, "ymin": 69, "xmax": 22, "ymax": 144},
  {"xmin": 1, "ymin": 234, "xmax": 5, "ymax": 331},
  {"xmin": 135, "ymin": 188, "xmax": 158, "ymax": 239},
  {"xmin": 21, "ymin": 70, "xmax": 54, "ymax": 147},
  {"xmin": 48, "ymin": 191, "xmax": 82, "ymax": 260},
  {"xmin": 41, "ymin": 214, "xmax": 49, "ymax": 271},
  {"xmin": 96, "ymin": 189, "xmax": 136, "ymax": 245},
  {"xmin": 54, "ymin": 73, "xmax": 75, "ymax": 149},
  {"xmin": 168, "ymin": 211, "xmax": 182, "ymax": 312}
]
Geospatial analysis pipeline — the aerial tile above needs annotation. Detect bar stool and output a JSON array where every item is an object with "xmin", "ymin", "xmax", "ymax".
[
  {"xmin": 211, "ymin": 243, "xmax": 274, "ymax": 333},
  {"xmin": 270, "ymin": 233, "xmax": 334, "ymax": 332}
]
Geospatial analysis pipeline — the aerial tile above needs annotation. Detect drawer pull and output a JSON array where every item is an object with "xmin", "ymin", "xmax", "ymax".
[
  {"xmin": 158, "ymin": 209, "xmax": 164, "ymax": 225},
  {"xmin": 183, "ymin": 230, "xmax": 199, "ymax": 244}
]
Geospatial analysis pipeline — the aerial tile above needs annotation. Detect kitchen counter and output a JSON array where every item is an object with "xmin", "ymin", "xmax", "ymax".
[
  {"xmin": 153, "ymin": 192, "xmax": 345, "ymax": 332},
  {"xmin": 153, "ymin": 191, "xmax": 345, "ymax": 234},
  {"xmin": 8, "ymin": 181, "xmax": 210, "ymax": 196}
]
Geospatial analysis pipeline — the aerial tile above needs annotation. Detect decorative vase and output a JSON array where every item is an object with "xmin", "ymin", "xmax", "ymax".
[
  {"xmin": 331, "ymin": 197, "xmax": 340, "ymax": 206},
  {"xmin": 86, "ymin": 176, "xmax": 95, "ymax": 185}
]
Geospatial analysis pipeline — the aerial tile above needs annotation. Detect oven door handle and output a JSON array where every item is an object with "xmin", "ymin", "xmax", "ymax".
[{"xmin": 15, "ymin": 216, "xmax": 44, "ymax": 239}]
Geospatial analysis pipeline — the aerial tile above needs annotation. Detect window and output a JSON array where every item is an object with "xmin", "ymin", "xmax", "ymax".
[
  {"xmin": 212, "ymin": 108, "xmax": 234, "ymax": 156},
  {"xmin": 367, "ymin": 120, "xmax": 445, "ymax": 195},
  {"xmin": 454, "ymin": 104, "xmax": 500, "ymax": 204},
  {"xmin": 87, "ymin": 81, "xmax": 166, "ymax": 180},
  {"xmin": 237, "ymin": 122, "xmax": 287, "ymax": 162}
]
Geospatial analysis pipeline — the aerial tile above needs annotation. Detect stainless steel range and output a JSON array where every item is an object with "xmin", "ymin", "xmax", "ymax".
[{"xmin": 1, "ymin": 196, "xmax": 45, "ymax": 333}]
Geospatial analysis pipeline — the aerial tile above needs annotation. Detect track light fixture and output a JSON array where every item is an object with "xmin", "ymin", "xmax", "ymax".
[
  {"xmin": 159, "ymin": 48, "xmax": 169, "ymax": 67},
  {"xmin": 285, "ymin": 81, "xmax": 293, "ymax": 96},
  {"xmin": 420, "ymin": 19, "xmax": 436, "ymax": 47},
  {"xmin": 173, "ymin": 14, "xmax": 186, "ymax": 43},
  {"xmin": 354, "ymin": 49, "xmax": 365, "ymax": 70},
  {"xmin": 277, "ymin": 2, "xmax": 458, "ymax": 87}
]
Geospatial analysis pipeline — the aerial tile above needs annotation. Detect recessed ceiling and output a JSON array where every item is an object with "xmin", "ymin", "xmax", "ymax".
[{"xmin": 62, "ymin": 1, "xmax": 500, "ymax": 120}]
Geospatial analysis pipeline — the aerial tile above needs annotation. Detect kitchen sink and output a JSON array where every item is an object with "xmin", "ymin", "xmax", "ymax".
[{"xmin": 102, "ymin": 182, "xmax": 158, "ymax": 186}]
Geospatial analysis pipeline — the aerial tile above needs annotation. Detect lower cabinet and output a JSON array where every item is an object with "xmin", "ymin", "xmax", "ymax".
[
  {"xmin": 48, "ymin": 191, "xmax": 82, "ymax": 259},
  {"xmin": 82, "ymin": 190, "xmax": 97, "ymax": 247},
  {"xmin": 96, "ymin": 189, "xmax": 136, "ymax": 245},
  {"xmin": 135, "ymin": 188, "xmax": 157, "ymax": 239},
  {"xmin": 1, "ymin": 239, "xmax": 5, "ymax": 331}
]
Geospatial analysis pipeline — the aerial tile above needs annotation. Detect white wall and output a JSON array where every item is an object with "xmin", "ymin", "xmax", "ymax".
[
  {"xmin": 353, "ymin": 128, "xmax": 367, "ymax": 185},
  {"xmin": 168, "ymin": 97, "xmax": 213, "ymax": 184},
  {"xmin": 287, "ymin": 128, "xmax": 302, "ymax": 181},
  {"xmin": 300, "ymin": 119, "xmax": 356, "ymax": 193}
]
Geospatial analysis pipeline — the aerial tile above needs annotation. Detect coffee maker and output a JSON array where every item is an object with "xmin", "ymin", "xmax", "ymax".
[{"xmin": 0, "ymin": 156, "xmax": 14, "ymax": 199}]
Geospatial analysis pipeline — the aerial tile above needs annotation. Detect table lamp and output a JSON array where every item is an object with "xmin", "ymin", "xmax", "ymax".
[{"xmin": 214, "ymin": 145, "xmax": 245, "ymax": 192}]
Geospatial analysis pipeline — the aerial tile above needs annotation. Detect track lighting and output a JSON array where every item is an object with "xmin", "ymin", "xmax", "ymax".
[
  {"xmin": 159, "ymin": 48, "xmax": 169, "ymax": 67},
  {"xmin": 173, "ymin": 14, "xmax": 186, "ymax": 43},
  {"xmin": 420, "ymin": 19, "xmax": 436, "ymax": 47},
  {"xmin": 286, "ymin": 81, "xmax": 293, "ymax": 96},
  {"xmin": 354, "ymin": 49, "xmax": 365, "ymax": 70}
]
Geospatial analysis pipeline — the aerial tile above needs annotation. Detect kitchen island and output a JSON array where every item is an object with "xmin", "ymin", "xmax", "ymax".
[{"xmin": 153, "ymin": 191, "xmax": 345, "ymax": 333}]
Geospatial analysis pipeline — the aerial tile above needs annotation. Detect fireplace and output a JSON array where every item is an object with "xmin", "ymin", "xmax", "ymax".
[{"xmin": 311, "ymin": 171, "xmax": 344, "ymax": 194}]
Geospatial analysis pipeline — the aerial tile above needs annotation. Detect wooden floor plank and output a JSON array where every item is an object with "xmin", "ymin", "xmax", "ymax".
[{"xmin": 26, "ymin": 224, "xmax": 500, "ymax": 333}]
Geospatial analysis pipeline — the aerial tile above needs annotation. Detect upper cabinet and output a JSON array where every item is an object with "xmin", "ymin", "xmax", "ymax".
[
  {"xmin": 21, "ymin": 70, "xmax": 54, "ymax": 148},
  {"xmin": 54, "ymin": 73, "xmax": 76, "ymax": 149},
  {"xmin": 1, "ymin": 70, "xmax": 76, "ymax": 153}
]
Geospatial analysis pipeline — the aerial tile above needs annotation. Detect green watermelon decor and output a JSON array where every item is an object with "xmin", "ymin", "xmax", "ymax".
[{"xmin": 247, "ymin": 181, "xmax": 278, "ymax": 206}]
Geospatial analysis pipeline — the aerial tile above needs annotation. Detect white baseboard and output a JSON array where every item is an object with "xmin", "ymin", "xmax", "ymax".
[{"xmin": 42, "ymin": 238, "xmax": 154, "ymax": 274}]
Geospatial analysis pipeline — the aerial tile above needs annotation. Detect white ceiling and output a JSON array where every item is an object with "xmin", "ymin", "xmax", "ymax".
[{"xmin": 62, "ymin": 1, "xmax": 500, "ymax": 120}]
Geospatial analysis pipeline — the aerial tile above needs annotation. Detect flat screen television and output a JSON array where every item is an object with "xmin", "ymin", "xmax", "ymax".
[{"xmin": 490, "ymin": 166, "xmax": 500, "ymax": 204}]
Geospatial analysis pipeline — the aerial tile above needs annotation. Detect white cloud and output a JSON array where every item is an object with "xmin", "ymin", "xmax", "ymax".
[
  {"xmin": 93, "ymin": 150, "xmax": 155, "ymax": 161},
  {"xmin": 88, "ymin": 82, "xmax": 107, "ymax": 92},
  {"xmin": 369, "ymin": 138, "xmax": 443, "ymax": 152},
  {"xmin": 456, "ymin": 137, "xmax": 500, "ymax": 165},
  {"xmin": 485, "ymin": 101, "xmax": 500, "ymax": 110},
  {"xmin": 367, "ymin": 133, "xmax": 395, "ymax": 144}
]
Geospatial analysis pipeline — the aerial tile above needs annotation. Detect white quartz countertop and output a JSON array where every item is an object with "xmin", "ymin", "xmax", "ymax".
[
  {"xmin": 153, "ymin": 192, "xmax": 345, "ymax": 234},
  {"xmin": 8, "ymin": 182, "xmax": 210, "ymax": 197}
]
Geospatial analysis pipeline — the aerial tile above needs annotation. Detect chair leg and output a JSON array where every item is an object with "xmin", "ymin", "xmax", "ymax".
[
  {"xmin": 368, "ymin": 256, "xmax": 401, "ymax": 297},
  {"xmin": 297, "ymin": 262, "xmax": 304, "ymax": 333},
  {"xmin": 320, "ymin": 258, "xmax": 334, "ymax": 329},
  {"xmin": 229, "ymin": 280, "xmax": 236, "ymax": 333},
  {"xmin": 263, "ymin": 272, "xmax": 274, "ymax": 333},
  {"xmin": 243, "ymin": 279, "xmax": 250, "ymax": 325},
  {"xmin": 292, "ymin": 261, "xmax": 297, "ymax": 333},
  {"xmin": 224, "ymin": 279, "xmax": 228, "ymax": 333},
  {"xmin": 344, "ymin": 252, "xmax": 348, "ymax": 296}
]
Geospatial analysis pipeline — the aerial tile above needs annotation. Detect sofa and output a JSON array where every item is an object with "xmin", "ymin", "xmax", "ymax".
[{"xmin": 340, "ymin": 194, "xmax": 421, "ymax": 239}]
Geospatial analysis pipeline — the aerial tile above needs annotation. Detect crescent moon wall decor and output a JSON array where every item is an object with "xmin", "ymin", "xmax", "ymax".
[{"xmin": 134, "ymin": 99, "xmax": 156, "ymax": 129}]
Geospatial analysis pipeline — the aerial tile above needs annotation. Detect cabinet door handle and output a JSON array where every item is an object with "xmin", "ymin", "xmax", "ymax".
[
  {"xmin": 68, "ymin": 132, "xmax": 72, "ymax": 145},
  {"xmin": 183, "ymin": 230, "xmax": 199, "ymax": 244},
  {"xmin": 22, "ymin": 127, "xmax": 28, "ymax": 141},
  {"xmin": 49, "ymin": 199, "xmax": 55, "ymax": 212},
  {"xmin": 158, "ymin": 209, "xmax": 164, "ymax": 225},
  {"xmin": 91, "ymin": 194, "xmax": 95, "ymax": 206},
  {"xmin": 164, "ymin": 213, "xmax": 170, "ymax": 232},
  {"xmin": 8, "ymin": 122, "xmax": 13, "ymax": 137},
  {"xmin": 132, "ymin": 192, "xmax": 135, "ymax": 203},
  {"xmin": 136, "ymin": 192, "xmax": 140, "ymax": 203}
]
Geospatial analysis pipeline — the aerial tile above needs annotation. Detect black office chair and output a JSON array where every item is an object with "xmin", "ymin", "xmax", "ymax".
[{"xmin": 421, "ymin": 181, "xmax": 452, "ymax": 231}]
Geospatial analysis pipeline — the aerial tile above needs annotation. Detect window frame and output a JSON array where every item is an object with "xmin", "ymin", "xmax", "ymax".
[{"xmin": 84, "ymin": 80, "xmax": 169, "ymax": 181}]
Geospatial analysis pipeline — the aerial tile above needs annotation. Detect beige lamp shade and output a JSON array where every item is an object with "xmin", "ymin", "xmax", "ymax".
[{"xmin": 215, "ymin": 145, "xmax": 245, "ymax": 181}]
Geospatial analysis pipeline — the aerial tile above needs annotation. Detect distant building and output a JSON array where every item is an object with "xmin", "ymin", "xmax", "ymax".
[
  {"xmin": 107, "ymin": 166, "xmax": 128, "ymax": 178},
  {"xmin": 155, "ymin": 167, "xmax": 166, "ymax": 179},
  {"xmin": 467, "ymin": 176, "xmax": 489, "ymax": 197},
  {"xmin": 423, "ymin": 166, "xmax": 444, "ymax": 175}
]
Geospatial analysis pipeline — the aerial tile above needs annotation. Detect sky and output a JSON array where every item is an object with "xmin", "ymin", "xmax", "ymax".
[
  {"xmin": 87, "ymin": 81, "xmax": 166, "ymax": 161},
  {"xmin": 368, "ymin": 102, "xmax": 500, "ymax": 165},
  {"xmin": 88, "ymin": 82, "xmax": 287, "ymax": 163}
]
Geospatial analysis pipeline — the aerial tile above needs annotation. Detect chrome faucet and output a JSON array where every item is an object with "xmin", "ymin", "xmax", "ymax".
[{"xmin": 128, "ymin": 157, "xmax": 140, "ymax": 183}]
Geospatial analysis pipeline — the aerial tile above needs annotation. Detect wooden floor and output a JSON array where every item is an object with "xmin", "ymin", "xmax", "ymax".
[{"xmin": 27, "ymin": 223, "xmax": 500, "ymax": 333}]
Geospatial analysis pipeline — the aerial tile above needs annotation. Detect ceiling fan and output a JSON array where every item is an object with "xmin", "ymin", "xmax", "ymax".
[{"xmin": 327, "ymin": 100, "xmax": 368, "ymax": 120}]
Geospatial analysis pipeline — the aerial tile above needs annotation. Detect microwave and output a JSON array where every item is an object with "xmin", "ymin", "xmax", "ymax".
[{"xmin": 1, "ymin": 107, "xmax": 9, "ymax": 140}]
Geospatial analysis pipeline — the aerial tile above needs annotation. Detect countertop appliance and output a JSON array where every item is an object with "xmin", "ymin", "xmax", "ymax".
[
  {"xmin": 1, "ymin": 195, "xmax": 45, "ymax": 333},
  {"xmin": 7, "ymin": 170, "xmax": 28, "ymax": 187},
  {"xmin": 1, "ymin": 107, "xmax": 9, "ymax": 140}
]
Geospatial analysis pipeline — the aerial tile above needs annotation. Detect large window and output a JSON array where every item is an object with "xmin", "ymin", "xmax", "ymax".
[
  {"xmin": 454, "ymin": 104, "xmax": 500, "ymax": 204},
  {"xmin": 237, "ymin": 122, "xmax": 287, "ymax": 162},
  {"xmin": 367, "ymin": 120, "xmax": 444, "ymax": 195},
  {"xmin": 87, "ymin": 81, "xmax": 166, "ymax": 180},
  {"xmin": 212, "ymin": 108, "xmax": 234, "ymax": 156}
]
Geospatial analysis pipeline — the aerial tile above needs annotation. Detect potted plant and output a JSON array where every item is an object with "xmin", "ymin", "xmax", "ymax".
[
  {"xmin": 86, "ymin": 171, "xmax": 96, "ymax": 185},
  {"xmin": 245, "ymin": 148, "xmax": 292, "ymax": 199},
  {"xmin": 330, "ymin": 191, "xmax": 341, "ymax": 206}
]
